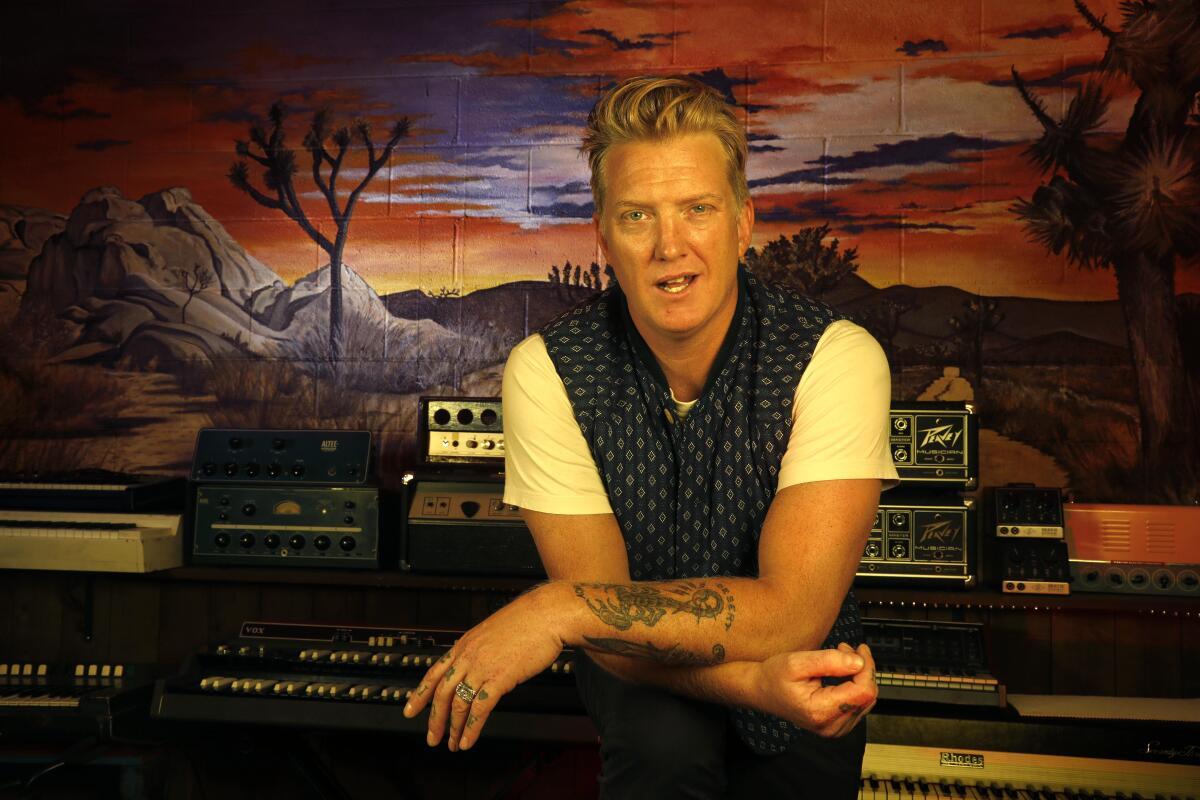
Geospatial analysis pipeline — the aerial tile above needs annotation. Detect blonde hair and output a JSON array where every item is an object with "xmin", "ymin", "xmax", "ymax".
[{"xmin": 582, "ymin": 75, "xmax": 749, "ymax": 214}]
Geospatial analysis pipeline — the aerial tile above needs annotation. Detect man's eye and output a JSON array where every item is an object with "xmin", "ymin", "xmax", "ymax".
[
  {"xmin": 625, "ymin": 211, "xmax": 646, "ymax": 222},
  {"xmin": 692, "ymin": 204, "xmax": 710, "ymax": 214}
]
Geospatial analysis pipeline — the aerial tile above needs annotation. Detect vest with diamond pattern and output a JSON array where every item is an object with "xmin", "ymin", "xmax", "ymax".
[{"xmin": 540, "ymin": 268, "xmax": 864, "ymax": 756}]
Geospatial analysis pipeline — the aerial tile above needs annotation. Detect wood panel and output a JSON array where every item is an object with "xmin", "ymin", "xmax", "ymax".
[
  {"xmin": 8, "ymin": 572, "xmax": 67, "ymax": 662},
  {"xmin": 208, "ymin": 583, "xmax": 262, "ymax": 644},
  {"xmin": 109, "ymin": 575, "xmax": 165, "ymax": 664},
  {"xmin": 1051, "ymin": 609, "xmax": 1115, "ymax": 696},
  {"xmin": 361, "ymin": 587, "xmax": 420, "ymax": 627},
  {"xmin": 259, "ymin": 584, "xmax": 315, "ymax": 622},
  {"xmin": 1114, "ymin": 613, "xmax": 1181, "ymax": 697},
  {"xmin": 157, "ymin": 583, "xmax": 212, "ymax": 667},
  {"xmin": 1181, "ymin": 615, "xmax": 1200, "ymax": 698},
  {"xmin": 988, "ymin": 609, "xmax": 1052, "ymax": 694}
]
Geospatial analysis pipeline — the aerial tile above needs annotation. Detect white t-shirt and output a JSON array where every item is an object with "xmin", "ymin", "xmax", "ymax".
[{"xmin": 501, "ymin": 319, "xmax": 898, "ymax": 514}]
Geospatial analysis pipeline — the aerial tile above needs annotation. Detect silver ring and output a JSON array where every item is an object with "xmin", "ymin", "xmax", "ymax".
[{"xmin": 454, "ymin": 680, "xmax": 477, "ymax": 703}]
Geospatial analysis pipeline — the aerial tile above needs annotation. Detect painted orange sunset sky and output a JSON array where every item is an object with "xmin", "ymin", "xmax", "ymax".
[{"xmin": 3, "ymin": 0, "xmax": 1196, "ymax": 299}]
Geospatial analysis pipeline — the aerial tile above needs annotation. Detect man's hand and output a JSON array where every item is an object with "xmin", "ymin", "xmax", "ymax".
[
  {"xmin": 752, "ymin": 643, "xmax": 877, "ymax": 738},
  {"xmin": 402, "ymin": 585, "xmax": 565, "ymax": 751}
]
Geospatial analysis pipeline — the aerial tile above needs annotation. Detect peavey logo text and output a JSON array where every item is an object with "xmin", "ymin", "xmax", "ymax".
[
  {"xmin": 919, "ymin": 423, "xmax": 962, "ymax": 449},
  {"xmin": 918, "ymin": 518, "xmax": 960, "ymax": 545},
  {"xmin": 940, "ymin": 751, "xmax": 984, "ymax": 769},
  {"xmin": 320, "ymin": 439, "xmax": 339, "ymax": 452}
]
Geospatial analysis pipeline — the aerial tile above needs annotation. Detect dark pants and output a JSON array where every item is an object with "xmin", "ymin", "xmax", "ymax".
[{"xmin": 575, "ymin": 653, "xmax": 866, "ymax": 800}]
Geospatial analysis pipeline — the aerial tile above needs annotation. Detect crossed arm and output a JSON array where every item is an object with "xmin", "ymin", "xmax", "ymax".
[{"xmin": 402, "ymin": 477, "xmax": 882, "ymax": 750}]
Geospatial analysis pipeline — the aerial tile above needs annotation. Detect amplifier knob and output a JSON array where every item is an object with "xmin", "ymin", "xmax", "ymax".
[
  {"xmin": 343, "ymin": 515, "xmax": 354, "ymax": 525},
  {"xmin": 434, "ymin": 408, "xmax": 451, "ymax": 425},
  {"xmin": 314, "ymin": 535, "xmax": 331, "ymax": 551},
  {"xmin": 465, "ymin": 439, "xmax": 478, "ymax": 448},
  {"xmin": 244, "ymin": 462, "xmax": 261, "ymax": 478},
  {"xmin": 339, "ymin": 536, "xmax": 355, "ymax": 552},
  {"xmin": 229, "ymin": 437, "xmax": 244, "ymax": 450},
  {"xmin": 457, "ymin": 408, "xmax": 474, "ymax": 425},
  {"xmin": 272, "ymin": 437, "xmax": 286, "ymax": 451},
  {"xmin": 481, "ymin": 409, "xmax": 498, "ymax": 426},
  {"xmin": 291, "ymin": 464, "xmax": 306, "ymax": 478},
  {"xmin": 344, "ymin": 501, "xmax": 356, "ymax": 510},
  {"xmin": 1083, "ymin": 569, "xmax": 1100, "ymax": 583},
  {"xmin": 482, "ymin": 440, "xmax": 495, "ymax": 450},
  {"xmin": 202, "ymin": 462, "xmax": 217, "ymax": 476},
  {"xmin": 242, "ymin": 503, "xmax": 256, "ymax": 517},
  {"xmin": 267, "ymin": 463, "xmax": 282, "ymax": 478},
  {"xmin": 264, "ymin": 534, "xmax": 280, "ymax": 549},
  {"xmin": 224, "ymin": 462, "xmax": 238, "ymax": 476},
  {"xmin": 461, "ymin": 501, "xmax": 480, "ymax": 518},
  {"xmin": 1108, "ymin": 571, "xmax": 1124, "ymax": 586},
  {"xmin": 239, "ymin": 533, "xmax": 255, "ymax": 549},
  {"xmin": 214, "ymin": 532, "xmax": 231, "ymax": 548},
  {"xmin": 289, "ymin": 534, "xmax": 306, "ymax": 550},
  {"xmin": 1182, "ymin": 573, "xmax": 1199, "ymax": 588}
]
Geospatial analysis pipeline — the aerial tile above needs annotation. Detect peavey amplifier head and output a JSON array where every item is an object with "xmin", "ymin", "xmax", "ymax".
[
  {"xmin": 856, "ymin": 494, "xmax": 976, "ymax": 587},
  {"xmin": 418, "ymin": 396, "xmax": 504, "ymax": 467},
  {"xmin": 889, "ymin": 402, "xmax": 978, "ymax": 489}
]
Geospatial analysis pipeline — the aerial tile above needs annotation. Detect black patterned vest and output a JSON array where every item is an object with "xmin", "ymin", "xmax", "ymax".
[{"xmin": 541, "ymin": 268, "xmax": 864, "ymax": 755}]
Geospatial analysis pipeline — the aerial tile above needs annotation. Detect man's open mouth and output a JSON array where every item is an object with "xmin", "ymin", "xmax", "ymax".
[{"xmin": 657, "ymin": 274, "xmax": 695, "ymax": 293}]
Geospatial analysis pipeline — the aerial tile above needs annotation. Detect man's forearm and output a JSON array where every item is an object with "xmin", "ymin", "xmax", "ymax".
[
  {"xmin": 587, "ymin": 651, "xmax": 760, "ymax": 709},
  {"xmin": 537, "ymin": 574, "xmax": 848, "ymax": 668}
]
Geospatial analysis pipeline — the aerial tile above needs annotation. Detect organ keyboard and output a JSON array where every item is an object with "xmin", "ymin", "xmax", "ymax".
[
  {"xmin": 151, "ymin": 621, "xmax": 594, "ymax": 742},
  {"xmin": 0, "ymin": 661, "xmax": 154, "ymax": 740},
  {"xmin": 0, "ymin": 510, "xmax": 183, "ymax": 572}
]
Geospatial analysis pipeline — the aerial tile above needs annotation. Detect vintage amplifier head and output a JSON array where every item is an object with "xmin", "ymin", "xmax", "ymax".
[
  {"xmin": 187, "ymin": 484, "xmax": 382, "ymax": 570},
  {"xmin": 856, "ymin": 493, "xmax": 977, "ymax": 587},
  {"xmin": 418, "ymin": 396, "xmax": 504, "ymax": 466},
  {"xmin": 889, "ymin": 401, "xmax": 978, "ymax": 489},
  {"xmin": 1064, "ymin": 503, "xmax": 1200, "ymax": 596},
  {"xmin": 191, "ymin": 428, "xmax": 371, "ymax": 485},
  {"xmin": 987, "ymin": 485, "xmax": 1064, "ymax": 538}
]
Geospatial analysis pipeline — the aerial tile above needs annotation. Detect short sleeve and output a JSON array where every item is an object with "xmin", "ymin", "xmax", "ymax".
[
  {"xmin": 778, "ymin": 320, "xmax": 900, "ymax": 490},
  {"xmin": 501, "ymin": 334, "xmax": 614, "ymax": 514}
]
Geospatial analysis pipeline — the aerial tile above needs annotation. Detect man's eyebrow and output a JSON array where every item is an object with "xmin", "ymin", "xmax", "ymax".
[{"xmin": 611, "ymin": 194, "xmax": 724, "ymax": 209}]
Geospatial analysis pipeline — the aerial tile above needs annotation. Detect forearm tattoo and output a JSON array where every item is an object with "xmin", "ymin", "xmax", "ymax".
[
  {"xmin": 583, "ymin": 636, "xmax": 727, "ymax": 666},
  {"xmin": 574, "ymin": 581, "xmax": 735, "ymax": 631}
]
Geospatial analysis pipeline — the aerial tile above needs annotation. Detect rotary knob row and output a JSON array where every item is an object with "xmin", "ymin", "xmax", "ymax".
[{"xmin": 212, "ymin": 533, "xmax": 357, "ymax": 552}]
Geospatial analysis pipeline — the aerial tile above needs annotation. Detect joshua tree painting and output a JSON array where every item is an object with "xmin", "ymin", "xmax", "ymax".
[
  {"xmin": 229, "ymin": 103, "xmax": 411, "ymax": 363},
  {"xmin": 1011, "ymin": 0, "xmax": 1200, "ymax": 500}
]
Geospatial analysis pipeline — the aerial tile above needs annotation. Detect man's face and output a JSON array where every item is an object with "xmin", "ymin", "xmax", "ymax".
[{"xmin": 594, "ymin": 132, "xmax": 753, "ymax": 352}]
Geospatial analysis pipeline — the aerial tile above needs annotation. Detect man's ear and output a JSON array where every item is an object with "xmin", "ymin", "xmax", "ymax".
[
  {"xmin": 737, "ymin": 197, "xmax": 755, "ymax": 255},
  {"xmin": 594, "ymin": 214, "xmax": 611, "ymax": 263}
]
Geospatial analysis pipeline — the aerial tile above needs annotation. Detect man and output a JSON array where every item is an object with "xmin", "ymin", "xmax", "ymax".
[{"xmin": 404, "ymin": 75, "xmax": 898, "ymax": 798}]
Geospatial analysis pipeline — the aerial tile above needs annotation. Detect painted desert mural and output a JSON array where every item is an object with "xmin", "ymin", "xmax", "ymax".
[{"xmin": 1, "ymin": 0, "xmax": 1197, "ymax": 503}]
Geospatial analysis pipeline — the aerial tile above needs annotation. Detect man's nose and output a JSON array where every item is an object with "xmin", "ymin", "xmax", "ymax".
[{"xmin": 653, "ymin": 217, "xmax": 683, "ymax": 261}]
